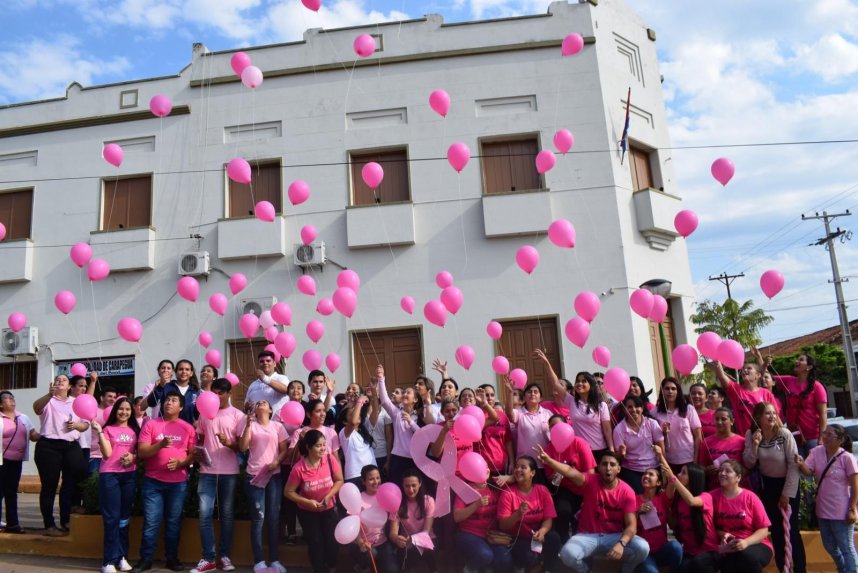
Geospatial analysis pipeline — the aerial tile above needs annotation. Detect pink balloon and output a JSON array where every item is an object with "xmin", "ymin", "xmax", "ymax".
[
  {"xmin": 316, "ymin": 298, "xmax": 334, "ymax": 316},
  {"xmin": 241, "ymin": 65, "xmax": 263, "ymax": 89},
  {"xmin": 561, "ymin": 33, "xmax": 584, "ymax": 56},
  {"xmin": 455, "ymin": 345, "xmax": 475, "ymax": 370},
  {"xmin": 297, "ymin": 275, "xmax": 316, "ymax": 296},
  {"xmin": 337, "ymin": 269, "xmax": 361, "ymax": 292},
  {"xmin": 196, "ymin": 391, "xmax": 219, "ymax": 420},
  {"xmin": 453, "ymin": 415, "xmax": 482, "ymax": 442},
  {"xmin": 441, "ymin": 286, "xmax": 464, "ymax": 315},
  {"xmin": 225, "ymin": 372, "xmax": 239, "ymax": 387},
  {"xmin": 176, "ymin": 276, "xmax": 200, "ymax": 302},
  {"xmin": 458, "ymin": 452, "xmax": 488, "ymax": 483},
  {"xmin": 515, "ymin": 245, "xmax": 539, "ymax": 274},
  {"xmin": 271, "ymin": 302, "xmax": 292, "ymax": 325},
  {"xmin": 361, "ymin": 162, "xmax": 384, "ymax": 188},
  {"xmin": 717, "ymin": 339, "xmax": 745, "ymax": 369},
  {"xmin": 325, "ymin": 353, "xmax": 341, "ymax": 373},
  {"xmin": 116, "ymin": 317, "xmax": 142, "ymax": 342},
  {"xmin": 574, "ymin": 291, "xmax": 600, "ymax": 322},
  {"xmin": 648, "ymin": 295, "xmax": 668, "ymax": 324},
  {"xmin": 301, "ymin": 0, "xmax": 322, "ymax": 10},
  {"xmin": 492, "ymin": 356, "xmax": 510, "ymax": 375},
  {"xmin": 353, "ymin": 34, "xmax": 376, "ymax": 57},
  {"xmin": 377, "ymin": 482, "xmax": 402, "ymax": 514},
  {"xmin": 199, "ymin": 331, "xmax": 213, "ymax": 348},
  {"xmin": 486, "ymin": 321, "xmax": 503, "ymax": 340},
  {"xmin": 509, "ymin": 368, "xmax": 528, "ymax": 390},
  {"xmin": 280, "ymin": 401, "xmax": 305, "ymax": 426},
  {"xmin": 227, "ymin": 158, "xmax": 251, "ymax": 184},
  {"xmin": 535, "ymin": 149, "xmax": 557, "ymax": 174},
  {"xmin": 711, "ymin": 157, "xmax": 735, "ymax": 186},
  {"xmin": 435, "ymin": 271, "xmax": 454, "ymax": 289},
  {"xmin": 87, "ymin": 258, "xmax": 110, "ymax": 281},
  {"xmin": 335, "ymin": 515, "xmax": 361, "ymax": 545},
  {"xmin": 149, "ymin": 95, "xmax": 172, "ymax": 118},
  {"xmin": 288, "ymin": 180, "xmax": 311, "ymax": 205},
  {"xmin": 259, "ymin": 310, "xmax": 276, "ymax": 330},
  {"xmin": 424, "ymin": 300, "xmax": 448, "ymax": 327},
  {"xmin": 102, "ymin": 143, "xmax": 123, "ymax": 167},
  {"xmin": 565, "ymin": 317, "xmax": 590, "ymax": 348},
  {"xmin": 400, "ymin": 296, "xmax": 415, "ymax": 315},
  {"xmin": 447, "ymin": 142, "xmax": 470, "ymax": 173},
  {"xmin": 209, "ymin": 293, "xmax": 228, "ymax": 316},
  {"xmin": 672, "ymin": 344, "xmax": 699, "ymax": 375},
  {"xmin": 760, "ymin": 270, "xmax": 785, "ymax": 299},
  {"xmin": 265, "ymin": 344, "xmax": 282, "ymax": 363},
  {"xmin": 7, "ymin": 312, "xmax": 26, "ymax": 333},
  {"xmin": 553, "ymin": 129, "xmax": 574, "ymax": 154},
  {"xmin": 264, "ymin": 326, "xmax": 279, "ymax": 343},
  {"xmin": 629, "ymin": 289, "xmax": 654, "ymax": 318},
  {"xmin": 70, "ymin": 242, "xmax": 92, "ymax": 267},
  {"xmin": 603, "ymin": 368, "xmax": 630, "ymax": 402},
  {"xmin": 303, "ymin": 349, "xmax": 322, "ymax": 371},
  {"xmin": 674, "ymin": 210, "xmax": 699, "ymax": 238},
  {"xmin": 550, "ymin": 422, "xmax": 574, "ymax": 452},
  {"xmin": 70, "ymin": 363, "xmax": 87, "ymax": 377},
  {"xmin": 461, "ymin": 405, "xmax": 485, "ymax": 426},
  {"xmin": 239, "ymin": 313, "xmax": 260, "ymax": 339},
  {"xmin": 547, "ymin": 219, "xmax": 576, "ymax": 248},
  {"xmin": 301, "ymin": 225, "xmax": 317, "ymax": 246},
  {"xmin": 592, "ymin": 346, "xmax": 611, "ymax": 368},
  {"xmin": 230, "ymin": 52, "xmax": 252, "ymax": 76},
  {"xmin": 72, "ymin": 394, "xmax": 98, "ymax": 422},
  {"xmin": 255, "ymin": 200, "xmax": 276, "ymax": 222},
  {"xmin": 306, "ymin": 320, "xmax": 324, "ymax": 343},
  {"xmin": 696, "ymin": 332, "xmax": 722, "ymax": 360},
  {"xmin": 429, "ymin": 89, "xmax": 451, "ymax": 117},
  {"xmin": 54, "ymin": 290, "xmax": 76, "ymax": 314},
  {"xmin": 333, "ymin": 287, "xmax": 358, "ymax": 318},
  {"xmin": 205, "ymin": 349, "xmax": 222, "ymax": 369},
  {"xmin": 274, "ymin": 332, "xmax": 297, "ymax": 359},
  {"xmin": 229, "ymin": 273, "xmax": 247, "ymax": 295},
  {"xmin": 0, "ymin": 222, "xmax": 5, "ymax": 242}
]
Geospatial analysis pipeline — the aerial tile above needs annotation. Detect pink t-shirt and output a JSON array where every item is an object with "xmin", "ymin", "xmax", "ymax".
[
  {"xmin": 635, "ymin": 492, "xmax": 671, "ymax": 552},
  {"xmin": 287, "ymin": 453, "xmax": 341, "ymax": 512},
  {"xmin": 40, "ymin": 396, "xmax": 81, "ymax": 441},
  {"xmin": 576, "ymin": 473, "xmax": 636, "ymax": 534},
  {"xmin": 239, "ymin": 418, "xmax": 288, "ymax": 476},
  {"xmin": 497, "ymin": 483, "xmax": 557, "ymax": 535},
  {"xmin": 289, "ymin": 424, "xmax": 339, "ymax": 455},
  {"xmin": 698, "ymin": 409, "xmax": 716, "ymax": 438},
  {"xmin": 439, "ymin": 421, "xmax": 474, "ymax": 462},
  {"xmin": 653, "ymin": 407, "xmax": 701, "ymax": 465},
  {"xmin": 675, "ymin": 492, "xmax": 719, "ymax": 556},
  {"xmin": 361, "ymin": 492, "xmax": 388, "ymax": 546},
  {"xmin": 1, "ymin": 413, "xmax": 29, "ymax": 461},
  {"xmin": 510, "ymin": 406, "xmax": 552, "ymax": 467},
  {"xmin": 804, "ymin": 445, "xmax": 858, "ymax": 520},
  {"xmin": 454, "ymin": 483, "xmax": 504, "ymax": 537},
  {"xmin": 197, "ymin": 406, "xmax": 244, "ymax": 475},
  {"xmin": 725, "ymin": 381, "xmax": 781, "ymax": 437},
  {"xmin": 378, "ymin": 377, "xmax": 420, "ymax": 458},
  {"xmin": 541, "ymin": 400, "xmax": 570, "ymax": 422},
  {"xmin": 774, "ymin": 375, "xmax": 827, "ymax": 441},
  {"xmin": 99, "ymin": 425, "xmax": 137, "ymax": 473},
  {"xmin": 612, "ymin": 418, "xmax": 664, "ymax": 472},
  {"xmin": 478, "ymin": 409, "xmax": 512, "ymax": 473},
  {"xmin": 566, "ymin": 396, "xmax": 610, "ymax": 450},
  {"xmin": 699, "ymin": 434, "xmax": 746, "ymax": 489},
  {"xmin": 544, "ymin": 436, "xmax": 596, "ymax": 495},
  {"xmin": 139, "ymin": 417, "xmax": 197, "ymax": 483},
  {"xmin": 392, "ymin": 495, "xmax": 435, "ymax": 537},
  {"xmin": 711, "ymin": 488, "xmax": 772, "ymax": 550}
]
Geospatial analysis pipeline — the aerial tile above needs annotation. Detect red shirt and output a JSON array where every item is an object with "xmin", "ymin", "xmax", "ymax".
[
  {"xmin": 698, "ymin": 409, "xmax": 716, "ymax": 438},
  {"xmin": 635, "ymin": 492, "xmax": 670, "ymax": 552},
  {"xmin": 478, "ymin": 409, "xmax": 512, "ymax": 473},
  {"xmin": 454, "ymin": 483, "xmax": 504, "ymax": 537},
  {"xmin": 286, "ymin": 453, "xmax": 341, "ymax": 512},
  {"xmin": 724, "ymin": 381, "xmax": 781, "ymax": 437},
  {"xmin": 497, "ymin": 484, "xmax": 556, "ymax": 535},
  {"xmin": 576, "ymin": 473, "xmax": 636, "ymax": 534},
  {"xmin": 698, "ymin": 434, "xmax": 745, "ymax": 489},
  {"xmin": 675, "ymin": 492, "xmax": 719, "ymax": 556},
  {"xmin": 543, "ymin": 436, "xmax": 596, "ymax": 495},
  {"xmin": 711, "ymin": 488, "xmax": 772, "ymax": 550},
  {"xmin": 773, "ymin": 375, "xmax": 827, "ymax": 441}
]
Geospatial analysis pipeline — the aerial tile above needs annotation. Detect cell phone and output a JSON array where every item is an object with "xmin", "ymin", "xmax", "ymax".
[{"xmin": 530, "ymin": 538, "xmax": 543, "ymax": 554}]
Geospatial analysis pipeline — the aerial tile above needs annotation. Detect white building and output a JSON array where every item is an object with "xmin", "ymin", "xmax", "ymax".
[{"xmin": 0, "ymin": 0, "xmax": 695, "ymax": 475}]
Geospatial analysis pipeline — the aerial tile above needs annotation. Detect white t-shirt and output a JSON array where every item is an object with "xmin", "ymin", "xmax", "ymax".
[
  {"xmin": 364, "ymin": 409, "xmax": 391, "ymax": 459},
  {"xmin": 245, "ymin": 373, "xmax": 290, "ymax": 415},
  {"xmin": 338, "ymin": 426, "xmax": 377, "ymax": 480}
]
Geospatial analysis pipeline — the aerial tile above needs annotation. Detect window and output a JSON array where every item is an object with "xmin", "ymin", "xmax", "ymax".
[
  {"xmin": 629, "ymin": 144, "xmax": 655, "ymax": 191},
  {"xmin": 228, "ymin": 161, "xmax": 282, "ymax": 218},
  {"xmin": 0, "ymin": 360, "xmax": 37, "ymax": 390},
  {"xmin": 481, "ymin": 136, "xmax": 541, "ymax": 194},
  {"xmin": 0, "ymin": 189, "xmax": 34, "ymax": 241},
  {"xmin": 496, "ymin": 317, "xmax": 561, "ymax": 401},
  {"xmin": 350, "ymin": 148, "xmax": 410, "ymax": 206},
  {"xmin": 102, "ymin": 175, "xmax": 152, "ymax": 231},
  {"xmin": 352, "ymin": 327, "xmax": 422, "ymax": 391}
]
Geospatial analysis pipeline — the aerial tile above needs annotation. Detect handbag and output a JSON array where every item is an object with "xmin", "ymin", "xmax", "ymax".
[{"xmin": 808, "ymin": 450, "xmax": 845, "ymax": 529}]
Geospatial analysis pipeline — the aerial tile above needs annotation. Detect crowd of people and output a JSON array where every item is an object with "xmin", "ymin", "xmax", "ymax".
[{"xmin": 1, "ymin": 348, "xmax": 856, "ymax": 573}]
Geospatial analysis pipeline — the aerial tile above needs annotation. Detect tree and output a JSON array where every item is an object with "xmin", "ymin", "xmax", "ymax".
[
  {"xmin": 770, "ymin": 343, "xmax": 847, "ymax": 389},
  {"xmin": 690, "ymin": 298, "xmax": 774, "ymax": 349}
]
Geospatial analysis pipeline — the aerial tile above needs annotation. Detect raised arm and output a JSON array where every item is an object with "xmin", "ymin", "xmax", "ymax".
[
  {"xmin": 86, "ymin": 371, "xmax": 98, "ymax": 396},
  {"xmin": 534, "ymin": 444, "xmax": 585, "ymax": 487},
  {"xmin": 343, "ymin": 397, "xmax": 367, "ymax": 438},
  {"xmin": 533, "ymin": 349, "xmax": 565, "ymax": 402},
  {"xmin": 656, "ymin": 445, "xmax": 703, "ymax": 507},
  {"xmin": 431, "ymin": 420, "xmax": 452, "ymax": 458},
  {"xmin": 709, "ymin": 361, "xmax": 735, "ymax": 389},
  {"xmin": 323, "ymin": 376, "xmax": 334, "ymax": 413},
  {"xmin": 503, "ymin": 378, "xmax": 517, "ymax": 423},
  {"xmin": 376, "ymin": 365, "xmax": 398, "ymax": 418}
]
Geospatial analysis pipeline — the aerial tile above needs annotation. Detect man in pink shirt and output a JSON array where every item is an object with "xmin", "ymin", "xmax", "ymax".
[{"xmin": 132, "ymin": 392, "xmax": 197, "ymax": 573}]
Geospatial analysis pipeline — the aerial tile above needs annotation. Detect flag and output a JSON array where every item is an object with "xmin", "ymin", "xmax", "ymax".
[{"xmin": 619, "ymin": 87, "xmax": 631, "ymax": 165}]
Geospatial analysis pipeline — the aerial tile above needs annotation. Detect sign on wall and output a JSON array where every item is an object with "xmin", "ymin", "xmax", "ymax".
[{"xmin": 55, "ymin": 356, "xmax": 135, "ymax": 377}]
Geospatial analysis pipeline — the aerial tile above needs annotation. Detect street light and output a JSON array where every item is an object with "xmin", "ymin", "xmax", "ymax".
[{"xmin": 639, "ymin": 279, "xmax": 672, "ymax": 380}]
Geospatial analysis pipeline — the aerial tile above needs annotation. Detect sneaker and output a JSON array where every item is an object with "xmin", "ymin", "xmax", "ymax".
[
  {"xmin": 190, "ymin": 559, "xmax": 217, "ymax": 573},
  {"xmin": 217, "ymin": 557, "xmax": 235, "ymax": 572},
  {"xmin": 118, "ymin": 558, "xmax": 133, "ymax": 572},
  {"xmin": 131, "ymin": 559, "xmax": 152, "ymax": 573},
  {"xmin": 165, "ymin": 559, "xmax": 183, "ymax": 572},
  {"xmin": 253, "ymin": 562, "xmax": 268, "ymax": 573},
  {"xmin": 271, "ymin": 562, "xmax": 287, "ymax": 573},
  {"xmin": 101, "ymin": 565, "xmax": 117, "ymax": 573},
  {"xmin": 44, "ymin": 526, "xmax": 67, "ymax": 537}
]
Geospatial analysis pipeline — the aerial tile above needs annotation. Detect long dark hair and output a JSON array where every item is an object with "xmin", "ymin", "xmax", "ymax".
[
  {"xmin": 105, "ymin": 397, "xmax": 141, "ymax": 436},
  {"xmin": 337, "ymin": 401, "xmax": 375, "ymax": 449},
  {"xmin": 656, "ymin": 377, "xmax": 689, "ymax": 417},
  {"xmin": 573, "ymin": 371, "xmax": 602, "ymax": 414},
  {"xmin": 176, "ymin": 359, "xmax": 200, "ymax": 391},
  {"xmin": 677, "ymin": 463, "xmax": 707, "ymax": 545},
  {"xmin": 398, "ymin": 469, "xmax": 427, "ymax": 521},
  {"xmin": 799, "ymin": 354, "xmax": 818, "ymax": 397}
]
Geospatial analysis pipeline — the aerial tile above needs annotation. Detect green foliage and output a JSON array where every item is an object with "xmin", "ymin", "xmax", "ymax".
[
  {"xmin": 798, "ymin": 477, "xmax": 817, "ymax": 531},
  {"xmin": 691, "ymin": 298, "xmax": 774, "ymax": 348},
  {"xmin": 770, "ymin": 343, "xmax": 848, "ymax": 389}
]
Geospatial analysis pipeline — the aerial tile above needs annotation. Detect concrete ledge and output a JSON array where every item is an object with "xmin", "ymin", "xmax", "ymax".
[{"xmin": 0, "ymin": 239, "xmax": 34, "ymax": 283}]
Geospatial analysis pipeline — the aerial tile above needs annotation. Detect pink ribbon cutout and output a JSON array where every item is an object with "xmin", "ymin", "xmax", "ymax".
[{"xmin": 410, "ymin": 424, "xmax": 479, "ymax": 517}]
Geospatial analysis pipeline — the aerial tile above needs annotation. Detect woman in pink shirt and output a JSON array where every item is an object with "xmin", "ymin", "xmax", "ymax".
[
  {"xmin": 351, "ymin": 465, "xmax": 397, "ymax": 573},
  {"xmin": 91, "ymin": 397, "xmax": 139, "ymax": 573},
  {"xmin": 712, "ymin": 360, "xmax": 781, "ymax": 437},
  {"xmin": 475, "ymin": 384, "xmax": 513, "ymax": 476},
  {"xmin": 654, "ymin": 377, "xmax": 702, "ymax": 473},
  {"xmin": 635, "ymin": 466, "xmax": 681, "ymax": 573},
  {"xmin": 377, "ymin": 365, "xmax": 431, "ymax": 486},
  {"xmin": 689, "ymin": 383, "xmax": 715, "ymax": 438},
  {"xmin": 543, "ymin": 414, "xmax": 596, "ymax": 542},
  {"xmin": 1, "ymin": 390, "xmax": 38, "ymax": 534},
  {"xmin": 389, "ymin": 469, "xmax": 436, "ymax": 572},
  {"xmin": 770, "ymin": 353, "xmax": 828, "ymax": 456},
  {"xmin": 453, "ymin": 464, "xmax": 513, "ymax": 573},
  {"xmin": 613, "ymin": 395, "xmax": 664, "ymax": 494},
  {"xmin": 698, "ymin": 407, "xmax": 745, "ymax": 489},
  {"xmin": 504, "ymin": 381, "xmax": 552, "ymax": 475}
]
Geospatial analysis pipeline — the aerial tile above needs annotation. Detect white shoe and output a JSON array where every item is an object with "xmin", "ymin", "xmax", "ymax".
[
  {"xmin": 101, "ymin": 565, "xmax": 117, "ymax": 573},
  {"xmin": 117, "ymin": 558, "xmax": 133, "ymax": 572},
  {"xmin": 253, "ymin": 562, "xmax": 268, "ymax": 573},
  {"xmin": 271, "ymin": 562, "xmax": 287, "ymax": 573}
]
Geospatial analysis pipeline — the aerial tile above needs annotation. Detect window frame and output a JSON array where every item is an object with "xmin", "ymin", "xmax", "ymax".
[
  {"xmin": 99, "ymin": 173, "xmax": 153, "ymax": 232},
  {"xmin": 628, "ymin": 141, "xmax": 658, "ymax": 192},
  {"xmin": 0, "ymin": 360, "xmax": 38, "ymax": 391},
  {"xmin": 348, "ymin": 146, "xmax": 412, "ymax": 207},
  {"xmin": 479, "ymin": 133, "xmax": 544, "ymax": 196},
  {"xmin": 225, "ymin": 159, "xmax": 283, "ymax": 219},
  {"xmin": 0, "ymin": 187, "xmax": 34, "ymax": 241}
]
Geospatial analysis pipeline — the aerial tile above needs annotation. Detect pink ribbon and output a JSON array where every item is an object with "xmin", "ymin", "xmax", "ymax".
[
  {"xmin": 410, "ymin": 424, "xmax": 479, "ymax": 517},
  {"xmin": 782, "ymin": 504, "xmax": 792, "ymax": 573}
]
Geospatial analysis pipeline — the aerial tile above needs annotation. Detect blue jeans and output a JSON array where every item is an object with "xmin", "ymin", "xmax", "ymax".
[
  {"xmin": 820, "ymin": 518, "xmax": 858, "ymax": 573},
  {"xmin": 245, "ymin": 473, "xmax": 282, "ymax": 564},
  {"xmin": 637, "ymin": 539, "xmax": 683, "ymax": 573},
  {"xmin": 455, "ymin": 530, "xmax": 512, "ymax": 572},
  {"xmin": 88, "ymin": 457, "xmax": 102, "ymax": 475},
  {"xmin": 140, "ymin": 477, "xmax": 188, "ymax": 561},
  {"xmin": 198, "ymin": 474, "xmax": 237, "ymax": 561},
  {"xmin": 560, "ymin": 532, "xmax": 650, "ymax": 573},
  {"xmin": 99, "ymin": 471, "xmax": 136, "ymax": 566}
]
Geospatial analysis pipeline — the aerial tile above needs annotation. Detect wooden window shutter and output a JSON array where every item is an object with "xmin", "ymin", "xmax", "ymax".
[
  {"xmin": 0, "ymin": 189, "xmax": 34, "ymax": 241},
  {"xmin": 482, "ymin": 137, "xmax": 540, "ymax": 194},
  {"xmin": 228, "ymin": 161, "xmax": 282, "ymax": 218},
  {"xmin": 630, "ymin": 146, "xmax": 653, "ymax": 191},
  {"xmin": 351, "ymin": 149, "xmax": 409, "ymax": 206},
  {"xmin": 102, "ymin": 176, "xmax": 151, "ymax": 231}
]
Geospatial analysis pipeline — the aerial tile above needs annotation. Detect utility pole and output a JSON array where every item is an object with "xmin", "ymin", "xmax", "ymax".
[
  {"xmin": 804, "ymin": 210, "xmax": 858, "ymax": 417},
  {"xmin": 708, "ymin": 272, "xmax": 745, "ymax": 339}
]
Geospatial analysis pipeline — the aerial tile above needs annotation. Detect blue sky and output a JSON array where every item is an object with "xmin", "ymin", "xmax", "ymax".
[{"xmin": 2, "ymin": 0, "xmax": 858, "ymax": 347}]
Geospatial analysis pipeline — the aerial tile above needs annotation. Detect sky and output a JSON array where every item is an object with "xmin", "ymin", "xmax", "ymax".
[{"xmin": 2, "ymin": 0, "xmax": 858, "ymax": 347}]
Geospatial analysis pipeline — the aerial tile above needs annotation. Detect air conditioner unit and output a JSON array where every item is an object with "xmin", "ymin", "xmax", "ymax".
[
  {"xmin": 294, "ymin": 242, "xmax": 326, "ymax": 267},
  {"xmin": 240, "ymin": 296, "xmax": 277, "ymax": 317},
  {"xmin": 1, "ymin": 327, "xmax": 38, "ymax": 356},
  {"xmin": 178, "ymin": 251, "xmax": 210, "ymax": 277}
]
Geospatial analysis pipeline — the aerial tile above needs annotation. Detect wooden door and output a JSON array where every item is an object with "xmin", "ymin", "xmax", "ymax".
[
  {"xmin": 352, "ymin": 328, "xmax": 423, "ymax": 391},
  {"xmin": 648, "ymin": 302, "xmax": 676, "ymax": 385},
  {"xmin": 496, "ymin": 317, "xmax": 562, "ymax": 401},
  {"xmin": 227, "ymin": 339, "xmax": 275, "ymax": 407}
]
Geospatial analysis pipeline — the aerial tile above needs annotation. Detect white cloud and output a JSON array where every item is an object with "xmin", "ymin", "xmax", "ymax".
[
  {"xmin": 792, "ymin": 34, "xmax": 858, "ymax": 82},
  {"xmin": 266, "ymin": 0, "xmax": 409, "ymax": 43},
  {"xmin": 183, "ymin": 0, "xmax": 263, "ymax": 40}
]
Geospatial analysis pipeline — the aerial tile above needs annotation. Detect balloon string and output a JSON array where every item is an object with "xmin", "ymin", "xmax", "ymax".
[
  {"xmin": 455, "ymin": 173, "xmax": 469, "ymax": 273},
  {"xmin": 360, "ymin": 525, "xmax": 379, "ymax": 573}
]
